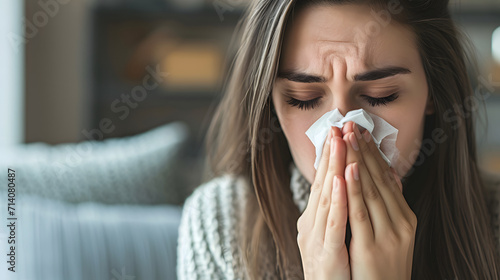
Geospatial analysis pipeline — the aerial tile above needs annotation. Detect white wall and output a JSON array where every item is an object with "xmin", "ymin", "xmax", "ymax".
[{"xmin": 0, "ymin": 1, "xmax": 24, "ymax": 146}]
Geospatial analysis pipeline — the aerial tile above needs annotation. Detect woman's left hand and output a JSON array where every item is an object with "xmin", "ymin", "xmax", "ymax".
[{"xmin": 341, "ymin": 121, "xmax": 417, "ymax": 280}]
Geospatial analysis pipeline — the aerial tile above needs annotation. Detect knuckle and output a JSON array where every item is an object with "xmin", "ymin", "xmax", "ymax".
[
  {"xmin": 311, "ymin": 182, "xmax": 322, "ymax": 193},
  {"xmin": 364, "ymin": 184, "xmax": 379, "ymax": 200},
  {"xmin": 354, "ymin": 209, "xmax": 369, "ymax": 222},
  {"xmin": 372, "ymin": 170, "xmax": 390, "ymax": 186},
  {"xmin": 297, "ymin": 231, "xmax": 305, "ymax": 243},
  {"xmin": 297, "ymin": 234, "xmax": 306, "ymax": 248},
  {"xmin": 297, "ymin": 216, "xmax": 303, "ymax": 232},
  {"xmin": 410, "ymin": 212, "xmax": 418, "ymax": 226},
  {"xmin": 320, "ymin": 155, "xmax": 329, "ymax": 167},
  {"xmin": 328, "ymin": 162, "xmax": 336, "ymax": 172},
  {"xmin": 327, "ymin": 217, "xmax": 341, "ymax": 230},
  {"xmin": 381, "ymin": 173, "xmax": 392, "ymax": 187},
  {"xmin": 319, "ymin": 193, "xmax": 330, "ymax": 207},
  {"xmin": 297, "ymin": 231, "xmax": 311, "ymax": 247},
  {"xmin": 320, "ymin": 148, "xmax": 330, "ymax": 162},
  {"xmin": 398, "ymin": 218, "xmax": 416, "ymax": 235},
  {"xmin": 332, "ymin": 195, "xmax": 347, "ymax": 208},
  {"xmin": 360, "ymin": 140, "xmax": 371, "ymax": 153},
  {"xmin": 383, "ymin": 228, "xmax": 401, "ymax": 245}
]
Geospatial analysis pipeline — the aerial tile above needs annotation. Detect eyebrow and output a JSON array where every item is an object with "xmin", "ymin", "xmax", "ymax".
[
  {"xmin": 277, "ymin": 71, "xmax": 327, "ymax": 83},
  {"xmin": 277, "ymin": 66, "xmax": 411, "ymax": 83}
]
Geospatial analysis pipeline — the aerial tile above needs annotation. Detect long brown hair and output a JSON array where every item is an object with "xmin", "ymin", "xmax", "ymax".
[{"xmin": 204, "ymin": 0, "xmax": 500, "ymax": 278}]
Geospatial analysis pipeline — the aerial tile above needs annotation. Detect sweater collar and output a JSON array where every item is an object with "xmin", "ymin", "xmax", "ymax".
[{"xmin": 289, "ymin": 161, "xmax": 312, "ymax": 213}]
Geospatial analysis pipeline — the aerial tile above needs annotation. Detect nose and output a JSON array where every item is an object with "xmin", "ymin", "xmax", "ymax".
[
  {"xmin": 330, "ymin": 93, "xmax": 358, "ymax": 116},
  {"xmin": 327, "ymin": 57, "xmax": 361, "ymax": 115}
]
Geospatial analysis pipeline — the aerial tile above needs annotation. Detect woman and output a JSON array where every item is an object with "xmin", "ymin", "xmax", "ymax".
[{"xmin": 177, "ymin": 0, "xmax": 500, "ymax": 279}]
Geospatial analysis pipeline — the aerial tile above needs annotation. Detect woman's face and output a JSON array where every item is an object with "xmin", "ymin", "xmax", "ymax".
[{"xmin": 271, "ymin": 4, "xmax": 433, "ymax": 184}]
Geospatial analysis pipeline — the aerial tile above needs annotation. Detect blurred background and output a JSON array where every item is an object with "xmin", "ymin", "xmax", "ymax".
[
  {"xmin": 1, "ymin": 0, "xmax": 500, "ymax": 179},
  {"xmin": 0, "ymin": 0, "xmax": 499, "ymax": 279},
  {"xmin": 1, "ymin": 0, "xmax": 499, "ymax": 173},
  {"xmin": 3, "ymin": 0, "xmax": 250, "ymax": 191}
]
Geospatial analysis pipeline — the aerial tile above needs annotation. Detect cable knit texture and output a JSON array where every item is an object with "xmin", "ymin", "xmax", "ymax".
[{"xmin": 177, "ymin": 162, "xmax": 500, "ymax": 279}]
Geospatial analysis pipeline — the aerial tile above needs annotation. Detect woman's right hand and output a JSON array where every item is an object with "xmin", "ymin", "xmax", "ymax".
[{"xmin": 297, "ymin": 126, "xmax": 350, "ymax": 280}]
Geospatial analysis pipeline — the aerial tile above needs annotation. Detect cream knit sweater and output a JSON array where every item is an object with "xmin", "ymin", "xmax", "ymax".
[{"xmin": 177, "ymin": 162, "xmax": 500, "ymax": 279}]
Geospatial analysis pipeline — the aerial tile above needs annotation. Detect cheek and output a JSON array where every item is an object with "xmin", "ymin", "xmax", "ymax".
[
  {"xmin": 388, "ymin": 107, "xmax": 427, "ymax": 176},
  {"xmin": 274, "ymin": 100, "xmax": 318, "ymax": 184}
]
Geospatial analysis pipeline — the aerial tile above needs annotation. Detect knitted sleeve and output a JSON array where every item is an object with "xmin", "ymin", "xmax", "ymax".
[{"xmin": 177, "ymin": 175, "xmax": 249, "ymax": 280}]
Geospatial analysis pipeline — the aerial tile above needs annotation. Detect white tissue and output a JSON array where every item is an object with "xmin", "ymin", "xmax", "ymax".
[{"xmin": 305, "ymin": 108, "xmax": 399, "ymax": 169}]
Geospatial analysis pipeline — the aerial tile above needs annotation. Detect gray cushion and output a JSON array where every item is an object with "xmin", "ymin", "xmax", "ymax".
[
  {"xmin": 0, "ymin": 193, "xmax": 182, "ymax": 280},
  {"xmin": 0, "ymin": 121, "xmax": 189, "ymax": 205}
]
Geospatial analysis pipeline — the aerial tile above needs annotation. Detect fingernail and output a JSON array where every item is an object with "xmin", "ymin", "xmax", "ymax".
[
  {"xmin": 354, "ymin": 124, "xmax": 362, "ymax": 140},
  {"xmin": 349, "ymin": 133, "xmax": 359, "ymax": 151},
  {"xmin": 363, "ymin": 130, "xmax": 371, "ymax": 143},
  {"xmin": 352, "ymin": 163, "xmax": 359, "ymax": 181}
]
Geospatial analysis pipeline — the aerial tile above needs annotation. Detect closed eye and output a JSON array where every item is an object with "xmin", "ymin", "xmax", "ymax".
[
  {"xmin": 362, "ymin": 93, "xmax": 399, "ymax": 106},
  {"xmin": 286, "ymin": 97, "xmax": 321, "ymax": 110},
  {"xmin": 286, "ymin": 93, "xmax": 398, "ymax": 110}
]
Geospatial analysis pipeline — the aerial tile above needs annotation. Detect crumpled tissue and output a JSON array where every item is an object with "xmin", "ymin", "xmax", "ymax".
[{"xmin": 305, "ymin": 108, "xmax": 399, "ymax": 169}]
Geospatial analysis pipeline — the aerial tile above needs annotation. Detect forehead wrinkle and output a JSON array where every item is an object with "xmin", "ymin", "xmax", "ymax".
[{"xmin": 314, "ymin": 40, "xmax": 373, "ymax": 81}]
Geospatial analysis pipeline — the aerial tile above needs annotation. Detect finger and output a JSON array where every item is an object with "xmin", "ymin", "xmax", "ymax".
[
  {"xmin": 354, "ymin": 124, "xmax": 387, "ymax": 168},
  {"xmin": 321, "ymin": 126, "xmax": 345, "ymax": 197},
  {"xmin": 357, "ymin": 128, "xmax": 411, "ymax": 219},
  {"xmin": 332, "ymin": 126, "xmax": 343, "ymax": 139},
  {"xmin": 323, "ymin": 136, "xmax": 347, "ymax": 195},
  {"xmin": 347, "ymin": 123, "xmax": 412, "ymax": 227},
  {"xmin": 312, "ymin": 136, "xmax": 335, "ymax": 240},
  {"xmin": 354, "ymin": 125, "xmax": 400, "ymax": 195},
  {"xmin": 301, "ymin": 127, "xmax": 334, "ymax": 230},
  {"xmin": 342, "ymin": 121, "xmax": 354, "ymax": 136},
  {"xmin": 314, "ymin": 137, "xmax": 346, "ymax": 242},
  {"xmin": 391, "ymin": 168, "xmax": 403, "ymax": 192},
  {"xmin": 345, "ymin": 162, "xmax": 373, "ymax": 243},
  {"xmin": 324, "ymin": 176, "xmax": 348, "ymax": 250},
  {"xmin": 344, "ymin": 132, "xmax": 392, "ymax": 235}
]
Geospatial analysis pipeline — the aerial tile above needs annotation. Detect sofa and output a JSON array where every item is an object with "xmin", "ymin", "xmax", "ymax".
[{"xmin": 0, "ymin": 122, "xmax": 197, "ymax": 280}]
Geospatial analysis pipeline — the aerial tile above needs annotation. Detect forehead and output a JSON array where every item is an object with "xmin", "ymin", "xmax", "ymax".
[{"xmin": 280, "ymin": 3, "xmax": 418, "ymax": 75}]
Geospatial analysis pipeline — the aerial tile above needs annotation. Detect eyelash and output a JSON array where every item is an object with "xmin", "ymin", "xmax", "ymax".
[
  {"xmin": 361, "ymin": 92, "xmax": 399, "ymax": 106},
  {"xmin": 286, "ymin": 93, "xmax": 399, "ymax": 110},
  {"xmin": 286, "ymin": 97, "xmax": 321, "ymax": 110}
]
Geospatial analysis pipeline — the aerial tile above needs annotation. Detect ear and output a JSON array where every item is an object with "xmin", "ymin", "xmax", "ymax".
[{"xmin": 425, "ymin": 95, "xmax": 435, "ymax": 115}]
